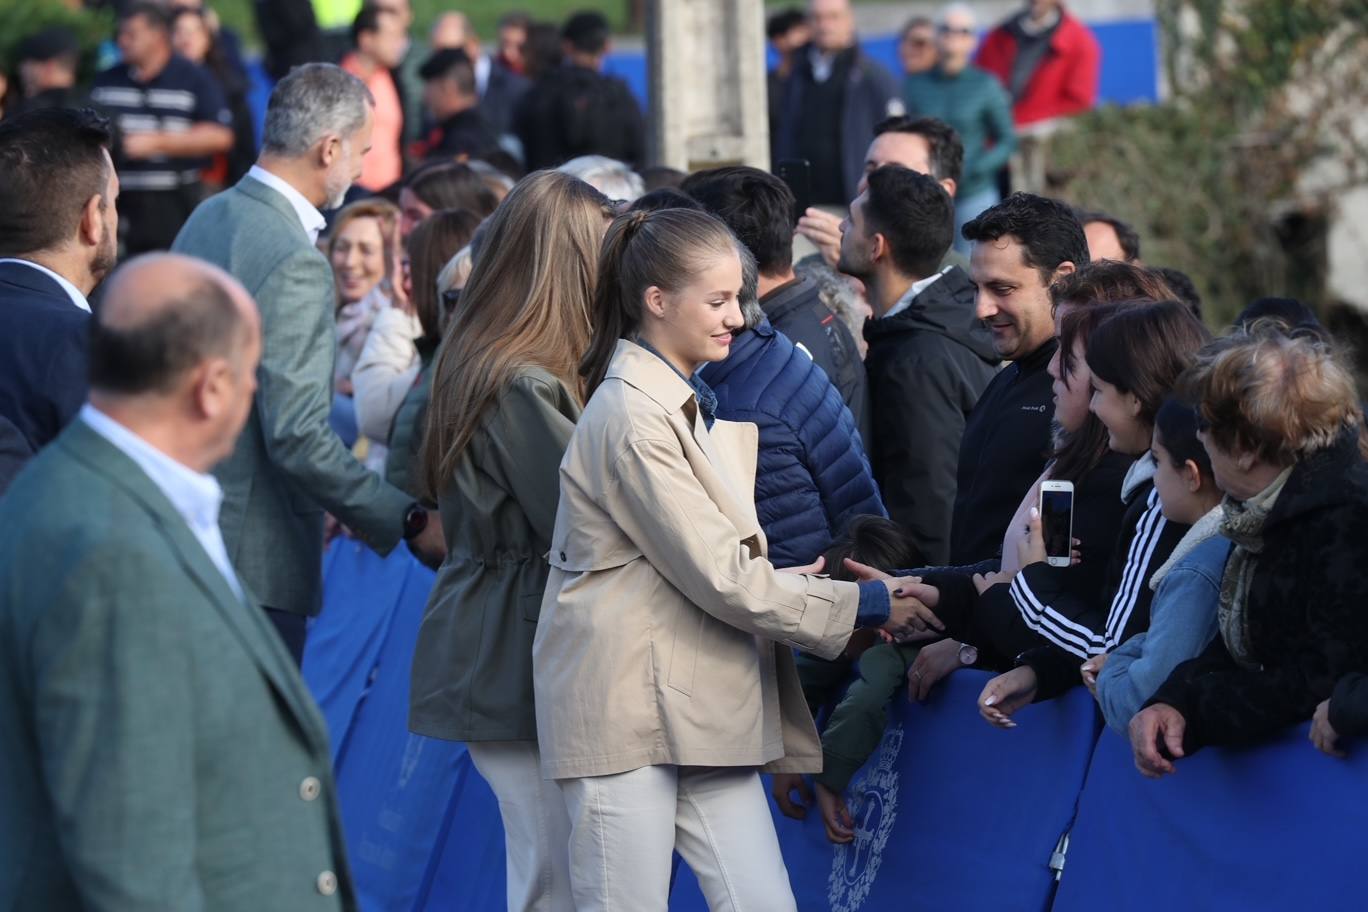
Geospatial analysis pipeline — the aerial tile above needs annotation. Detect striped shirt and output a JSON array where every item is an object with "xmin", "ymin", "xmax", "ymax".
[{"xmin": 91, "ymin": 54, "xmax": 231, "ymax": 192}]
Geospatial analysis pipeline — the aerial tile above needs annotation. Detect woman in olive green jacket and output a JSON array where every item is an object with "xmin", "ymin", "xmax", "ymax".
[{"xmin": 408, "ymin": 171, "xmax": 614, "ymax": 912}]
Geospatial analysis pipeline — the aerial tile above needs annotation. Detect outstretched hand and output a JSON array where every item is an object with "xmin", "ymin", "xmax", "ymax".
[
  {"xmin": 814, "ymin": 781, "xmax": 855, "ymax": 844},
  {"xmin": 882, "ymin": 578, "xmax": 944, "ymax": 642},
  {"xmin": 978, "ymin": 666, "xmax": 1039, "ymax": 728},
  {"xmin": 772, "ymin": 773, "xmax": 814, "ymax": 820},
  {"xmin": 795, "ymin": 207, "xmax": 843, "ymax": 269},
  {"xmin": 1129, "ymin": 703, "xmax": 1187, "ymax": 777}
]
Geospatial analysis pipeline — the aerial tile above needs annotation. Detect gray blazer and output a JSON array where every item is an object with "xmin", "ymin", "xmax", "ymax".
[
  {"xmin": 0, "ymin": 419, "xmax": 355, "ymax": 910},
  {"xmin": 173, "ymin": 175, "xmax": 410, "ymax": 615}
]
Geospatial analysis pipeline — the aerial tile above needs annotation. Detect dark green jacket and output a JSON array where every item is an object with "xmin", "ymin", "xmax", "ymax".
[
  {"xmin": 384, "ymin": 341, "xmax": 436, "ymax": 501},
  {"xmin": 903, "ymin": 65, "xmax": 1017, "ymax": 198},
  {"xmin": 409, "ymin": 367, "xmax": 581, "ymax": 741},
  {"xmin": 0, "ymin": 419, "xmax": 354, "ymax": 910}
]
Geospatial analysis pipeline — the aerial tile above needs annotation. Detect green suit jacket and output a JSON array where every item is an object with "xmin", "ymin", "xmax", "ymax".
[
  {"xmin": 172, "ymin": 175, "xmax": 410, "ymax": 615},
  {"xmin": 0, "ymin": 419, "xmax": 356, "ymax": 910}
]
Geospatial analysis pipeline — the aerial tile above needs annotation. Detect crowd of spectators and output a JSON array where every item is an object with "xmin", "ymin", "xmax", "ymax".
[{"xmin": 2, "ymin": 1, "xmax": 1365, "ymax": 909}]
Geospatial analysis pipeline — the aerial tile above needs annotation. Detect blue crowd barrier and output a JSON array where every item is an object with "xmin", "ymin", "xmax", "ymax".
[
  {"xmin": 314, "ymin": 548, "xmax": 1361, "ymax": 912},
  {"xmin": 308, "ymin": 544, "xmax": 506, "ymax": 911},
  {"xmin": 1054, "ymin": 722, "xmax": 1368, "ymax": 912},
  {"xmin": 669, "ymin": 670, "xmax": 1101, "ymax": 912}
]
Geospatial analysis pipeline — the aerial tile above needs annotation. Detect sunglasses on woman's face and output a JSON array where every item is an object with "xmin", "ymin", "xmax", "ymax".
[{"xmin": 441, "ymin": 287, "xmax": 461, "ymax": 313}]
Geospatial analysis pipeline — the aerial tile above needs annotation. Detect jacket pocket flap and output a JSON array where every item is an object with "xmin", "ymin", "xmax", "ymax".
[{"xmin": 547, "ymin": 536, "xmax": 642, "ymax": 572}]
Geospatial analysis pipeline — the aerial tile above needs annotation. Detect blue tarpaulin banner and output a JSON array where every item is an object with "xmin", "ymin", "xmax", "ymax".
[
  {"xmin": 310, "ymin": 547, "xmax": 1366, "ymax": 911},
  {"xmin": 1054, "ymin": 722, "xmax": 1368, "ymax": 911}
]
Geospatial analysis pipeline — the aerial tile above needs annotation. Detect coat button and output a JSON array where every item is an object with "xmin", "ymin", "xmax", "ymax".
[
  {"xmin": 316, "ymin": 871, "xmax": 338, "ymax": 896},
  {"xmin": 559, "ymin": 551, "xmax": 567, "ymax": 562},
  {"xmin": 299, "ymin": 776, "xmax": 321, "ymax": 801}
]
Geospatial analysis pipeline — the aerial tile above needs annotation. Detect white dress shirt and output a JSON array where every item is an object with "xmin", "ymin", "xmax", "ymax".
[
  {"xmin": 80, "ymin": 404, "xmax": 244, "ymax": 601},
  {"xmin": 246, "ymin": 165, "xmax": 327, "ymax": 244},
  {"xmin": 882, "ymin": 266, "xmax": 950, "ymax": 320},
  {"xmin": 0, "ymin": 258, "xmax": 91, "ymax": 312}
]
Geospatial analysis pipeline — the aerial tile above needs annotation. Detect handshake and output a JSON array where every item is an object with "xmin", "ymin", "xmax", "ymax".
[{"xmin": 853, "ymin": 558, "xmax": 943, "ymax": 642}]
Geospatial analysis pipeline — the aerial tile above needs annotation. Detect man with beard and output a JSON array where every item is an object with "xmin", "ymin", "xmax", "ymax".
[
  {"xmin": 837, "ymin": 166, "xmax": 997, "ymax": 564},
  {"xmin": 173, "ymin": 63, "xmax": 444, "ymax": 663},
  {"xmin": 0, "ymin": 107, "xmax": 119, "ymax": 478},
  {"xmin": 950, "ymin": 192, "xmax": 1087, "ymax": 564}
]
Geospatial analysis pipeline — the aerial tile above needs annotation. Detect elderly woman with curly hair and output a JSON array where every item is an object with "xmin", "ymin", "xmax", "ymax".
[{"xmin": 1131, "ymin": 324, "xmax": 1368, "ymax": 776}]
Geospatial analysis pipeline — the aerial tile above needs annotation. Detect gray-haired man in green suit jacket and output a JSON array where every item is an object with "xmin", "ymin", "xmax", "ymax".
[
  {"xmin": 0, "ymin": 255, "xmax": 356, "ymax": 909},
  {"xmin": 173, "ymin": 63, "xmax": 445, "ymax": 661}
]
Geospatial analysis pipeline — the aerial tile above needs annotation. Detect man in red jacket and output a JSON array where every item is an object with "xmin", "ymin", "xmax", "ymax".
[{"xmin": 975, "ymin": 0, "xmax": 1099, "ymax": 127}]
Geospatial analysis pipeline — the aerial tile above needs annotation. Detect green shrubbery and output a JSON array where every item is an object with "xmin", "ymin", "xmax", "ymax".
[
  {"xmin": 0, "ymin": 0, "xmax": 113, "ymax": 83},
  {"xmin": 1046, "ymin": 0, "xmax": 1368, "ymax": 328}
]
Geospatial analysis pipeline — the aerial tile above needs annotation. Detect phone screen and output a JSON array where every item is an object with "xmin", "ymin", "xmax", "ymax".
[{"xmin": 1041, "ymin": 489, "xmax": 1074, "ymax": 561}]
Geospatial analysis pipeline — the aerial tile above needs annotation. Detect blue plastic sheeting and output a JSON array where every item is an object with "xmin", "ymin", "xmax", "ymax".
[
  {"xmin": 1054, "ymin": 723, "xmax": 1368, "ymax": 912},
  {"xmin": 670, "ymin": 670, "xmax": 1101, "ymax": 912},
  {"xmin": 306, "ymin": 544, "xmax": 506, "ymax": 911}
]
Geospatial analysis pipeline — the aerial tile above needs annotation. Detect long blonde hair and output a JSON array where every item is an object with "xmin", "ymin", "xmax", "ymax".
[{"xmin": 421, "ymin": 171, "xmax": 613, "ymax": 497}]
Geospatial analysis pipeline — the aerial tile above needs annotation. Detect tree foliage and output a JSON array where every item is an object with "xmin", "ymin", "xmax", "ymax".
[{"xmin": 1046, "ymin": 0, "xmax": 1368, "ymax": 327}]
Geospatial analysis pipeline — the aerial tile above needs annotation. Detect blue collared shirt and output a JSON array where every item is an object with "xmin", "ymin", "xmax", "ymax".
[
  {"xmin": 80, "ymin": 405, "xmax": 244, "ymax": 601},
  {"xmin": 635, "ymin": 337, "xmax": 718, "ymax": 429}
]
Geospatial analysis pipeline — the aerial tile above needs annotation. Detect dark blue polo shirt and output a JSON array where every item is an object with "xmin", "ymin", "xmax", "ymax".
[{"xmin": 91, "ymin": 54, "xmax": 231, "ymax": 192}]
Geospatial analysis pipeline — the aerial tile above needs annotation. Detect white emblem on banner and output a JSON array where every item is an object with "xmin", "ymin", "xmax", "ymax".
[{"xmin": 828, "ymin": 724, "xmax": 903, "ymax": 912}]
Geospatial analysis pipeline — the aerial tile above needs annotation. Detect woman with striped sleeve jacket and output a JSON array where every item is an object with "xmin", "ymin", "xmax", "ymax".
[
  {"xmin": 870, "ymin": 301, "xmax": 1208, "ymax": 712},
  {"xmin": 971, "ymin": 301, "xmax": 1213, "ymax": 721}
]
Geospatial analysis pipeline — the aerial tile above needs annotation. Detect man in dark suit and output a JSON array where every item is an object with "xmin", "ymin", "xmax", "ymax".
[
  {"xmin": 0, "ymin": 253, "xmax": 356, "ymax": 908},
  {"xmin": 0, "ymin": 107, "xmax": 118, "ymax": 468}
]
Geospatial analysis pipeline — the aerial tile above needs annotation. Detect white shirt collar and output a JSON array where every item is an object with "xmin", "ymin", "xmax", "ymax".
[
  {"xmin": 246, "ymin": 165, "xmax": 327, "ymax": 244},
  {"xmin": 79, "ymin": 404, "xmax": 225, "ymax": 530},
  {"xmin": 0, "ymin": 258, "xmax": 91, "ymax": 313},
  {"xmin": 883, "ymin": 267, "xmax": 949, "ymax": 320},
  {"xmin": 475, "ymin": 53, "xmax": 492, "ymax": 98}
]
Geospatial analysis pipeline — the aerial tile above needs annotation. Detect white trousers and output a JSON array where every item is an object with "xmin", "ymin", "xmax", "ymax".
[
  {"xmin": 466, "ymin": 741, "xmax": 574, "ymax": 912},
  {"xmin": 557, "ymin": 765, "xmax": 797, "ymax": 912}
]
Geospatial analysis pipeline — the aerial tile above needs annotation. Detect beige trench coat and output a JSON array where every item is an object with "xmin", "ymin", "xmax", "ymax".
[{"xmin": 532, "ymin": 340, "xmax": 861, "ymax": 780}]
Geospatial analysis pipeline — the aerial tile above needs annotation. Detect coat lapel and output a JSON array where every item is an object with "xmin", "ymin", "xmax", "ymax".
[{"xmin": 58, "ymin": 422, "xmax": 330, "ymax": 753}]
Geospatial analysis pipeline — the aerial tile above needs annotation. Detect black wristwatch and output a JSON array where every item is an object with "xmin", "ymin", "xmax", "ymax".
[{"xmin": 402, "ymin": 503, "xmax": 429, "ymax": 540}]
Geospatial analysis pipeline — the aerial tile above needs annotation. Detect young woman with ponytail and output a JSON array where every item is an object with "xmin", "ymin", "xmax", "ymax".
[
  {"xmin": 532, "ymin": 207, "xmax": 934, "ymax": 909},
  {"xmin": 408, "ymin": 170, "xmax": 615, "ymax": 912}
]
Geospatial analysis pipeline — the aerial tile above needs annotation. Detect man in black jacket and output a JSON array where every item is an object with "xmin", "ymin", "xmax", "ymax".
[
  {"xmin": 0, "ymin": 108, "xmax": 117, "ymax": 470},
  {"xmin": 950, "ymin": 192, "xmax": 1088, "ymax": 565},
  {"xmin": 513, "ymin": 11, "xmax": 645, "ymax": 170},
  {"xmin": 837, "ymin": 166, "xmax": 997, "ymax": 563},
  {"xmin": 416, "ymin": 48, "xmax": 497, "ymax": 162},
  {"xmin": 683, "ymin": 166, "xmax": 871, "ymax": 443}
]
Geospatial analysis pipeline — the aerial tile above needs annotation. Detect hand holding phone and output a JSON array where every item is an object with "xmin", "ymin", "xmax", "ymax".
[{"xmin": 1039, "ymin": 481, "xmax": 1075, "ymax": 568}]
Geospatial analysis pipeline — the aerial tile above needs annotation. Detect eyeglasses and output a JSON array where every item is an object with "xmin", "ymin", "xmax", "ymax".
[
  {"xmin": 938, "ymin": 26, "xmax": 975, "ymax": 36},
  {"xmin": 441, "ymin": 287, "xmax": 461, "ymax": 312},
  {"xmin": 904, "ymin": 36, "xmax": 933, "ymax": 48}
]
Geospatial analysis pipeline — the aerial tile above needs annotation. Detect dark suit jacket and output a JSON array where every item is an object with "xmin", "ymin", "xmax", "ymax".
[
  {"xmin": 0, "ymin": 419, "xmax": 355, "ymax": 909},
  {"xmin": 0, "ymin": 260, "xmax": 89, "ymax": 455},
  {"xmin": 481, "ymin": 60, "xmax": 530, "ymax": 137}
]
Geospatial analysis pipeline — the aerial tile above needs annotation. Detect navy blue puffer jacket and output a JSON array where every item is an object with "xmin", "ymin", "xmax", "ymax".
[{"xmin": 699, "ymin": 319, "xmax": 886, "ymax": 568}]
